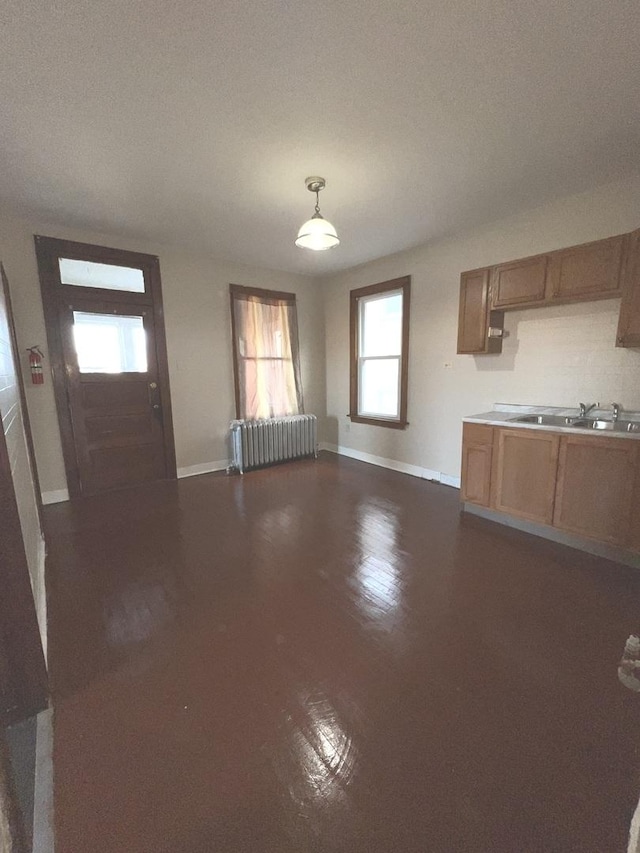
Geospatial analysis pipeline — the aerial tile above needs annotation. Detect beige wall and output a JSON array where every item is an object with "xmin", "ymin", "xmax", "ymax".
[
  {"xmin": 0, "ymin": 214, "xmax": 325, "ymax": 499},
  {"xmin": 3, "ymin": 174, "xmax": 640, "ymax": 500},
  {"xmin": 323, "ymin": 176, "xmax": 640, "ymax": 482}
]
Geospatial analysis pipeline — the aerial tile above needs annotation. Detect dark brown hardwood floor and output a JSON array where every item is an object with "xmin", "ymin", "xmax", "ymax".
[{"xmin": 44, "ymin": 452, "xmax": 640, "ymax": 852}]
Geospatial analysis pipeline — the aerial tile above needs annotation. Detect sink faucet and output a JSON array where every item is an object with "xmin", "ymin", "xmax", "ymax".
[
  {"xmin": 579, "ymin": 402, "xmax": 597, "ymax": 418},
  {"xmin": 612, "ymin": 402, "xmax": 621, "ymax": 422}
]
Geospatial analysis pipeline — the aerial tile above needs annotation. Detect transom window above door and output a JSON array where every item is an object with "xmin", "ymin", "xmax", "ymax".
[{"xmin": 58, "ymin": 258, "xmax": 146, "ymax": 293}]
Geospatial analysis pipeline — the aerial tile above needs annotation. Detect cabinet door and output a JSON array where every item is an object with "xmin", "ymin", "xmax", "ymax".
[
  {"xmin": 616, "ymin": 230, "xmax": 640, "ymax": 348},
  {"xmin": 491, "ymin": 254, "xmax": 549, "ymax": 309},
  {"xmin": 461, "ymin": 423, "xmax": 493, "ymax": 506},
  {"xmin": 554, "ymin": 434, "xmax": 637, "ymax": 545},
  {"xmin": 457, "ymin": 269, "xmax": 503, "ymax": 354},
  {"xmin": 547, "ymin": 234, "xmax": 625, "ymax": 302},
  {"xmin": 491, "ymin": 428, "xmax": 560, "ymax": 524},
  {"xmin": 628, "ymin": 464, "xmax": 640, "ymax": 553}
]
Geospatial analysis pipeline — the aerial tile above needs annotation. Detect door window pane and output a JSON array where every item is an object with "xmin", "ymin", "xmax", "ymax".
[
  {"xmin": 360, "ymin": 292, "xmax": 402, "ymax": 357},
  {"xmin": 73, "ymin": 312, "xmax": 147, "ymax": 373},
  {"xmin": 59, "ymin": 258, "xmax": 145, "ymax": 293},
  {"xmin": 359, "ymin": 358, "xmax": 400, "ymax": 418}
]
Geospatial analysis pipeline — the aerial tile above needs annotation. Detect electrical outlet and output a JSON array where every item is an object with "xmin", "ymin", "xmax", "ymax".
[{"xmin": 443, "ymin": 361, "xmax": 453, "ymax": 369}]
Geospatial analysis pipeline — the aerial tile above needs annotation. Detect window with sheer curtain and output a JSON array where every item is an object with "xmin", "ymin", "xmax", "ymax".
[{"xmin": 230, "ymin": 285, "xmax": 304, "ymax": 420}]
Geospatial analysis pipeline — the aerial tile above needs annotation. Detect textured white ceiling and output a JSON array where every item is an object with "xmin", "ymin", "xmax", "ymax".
[{"xmin": 1, "ymin": 0, "xmax": 639, "ymax": 275}]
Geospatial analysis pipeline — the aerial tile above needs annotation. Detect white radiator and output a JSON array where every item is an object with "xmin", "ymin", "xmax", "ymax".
[{"xmin": 230, "ymin": 415, "xmax": 318, "ymax": 473}]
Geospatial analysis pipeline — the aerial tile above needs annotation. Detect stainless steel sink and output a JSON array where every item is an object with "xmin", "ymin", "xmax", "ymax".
[
  {"xmin": 510, "ymin": 414, "xmax": 576, "ymax": 426},
  {"xmin": 571, "ymin": 419, "xmax": 640, "ymax": 433},
  {"xmin": 510, "ymin": 414, "xmax": 640, "ymax": 433}
]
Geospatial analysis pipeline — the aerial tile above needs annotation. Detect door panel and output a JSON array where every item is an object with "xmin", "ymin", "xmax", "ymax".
[
  {"xmin": 35, "ymin": 236, "xmax": 176, "ymax": 498},
  {"xmin": 491, "ymin": 428, "xmax": 560, "ymax": 525},
  {"xmin": 60, "ymin": 300, "xmax": 166, "ymax": 496},
  {"xmin": 491, "ymin": 255, "xmax": 549, "ymax": 309},
  {"xmin": 457, "ymin": 269, "xmax": 503, "ymax": 354},
  {"xmin": 616, "ymin": 230, "xmax": 640, "ymax": 348},
  {"xmin": 0, "ymin": 265, "xmax": 48, "ymax": 723},
  {"xmin": 554, "ymin": 435, "xmax": 636, "ymax": 545},
  {"xmin": 460, "ymin": 423, "xmax": 494, "ymax": 506},
  {"xmin": 547, "ymin": 235, "xmax": 624, "ymax": 301}
]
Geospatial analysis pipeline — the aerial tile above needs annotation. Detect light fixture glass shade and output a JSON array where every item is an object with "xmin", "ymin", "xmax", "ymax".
[{"xmin": 295, "ymin": 214, "xmax": 340, "ymax": 251}]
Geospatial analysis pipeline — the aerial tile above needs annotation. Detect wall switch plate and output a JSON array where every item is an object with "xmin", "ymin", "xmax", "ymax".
[{"xmin": 443, "ymin": 361, "xmax": 453, "ymax": 369}]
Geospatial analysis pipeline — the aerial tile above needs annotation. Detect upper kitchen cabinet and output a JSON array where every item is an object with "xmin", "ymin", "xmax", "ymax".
[
  {"xmin": 616, "ymin": 229, "xmax": 640, "ymax": 348},
  {"xmin": 546, "ymin": 234, "xmax": 625, "ymax": 303},
  {"xmin": 490, "ymin": 254, "xmax": 549, "ymax": 309},
  {"xmin": 456, "ymin": 268, "xmax": 504, "ymax": 355}
]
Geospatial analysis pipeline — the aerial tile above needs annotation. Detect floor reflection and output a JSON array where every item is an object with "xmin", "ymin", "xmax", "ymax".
[
  {"xmin": 352, "ymin": 499, "xmax": 408, "ymax": 644},
  {"xmin": 104, "ymin": 581, "xmax": 174, "ymax": 647},
  {"xmin": 269, "ymin": 687, "xmax": 359, "ymax": 846},
  {"xmin": 293, "ymin": 693, "xmax": 357, "ymax": 801}
]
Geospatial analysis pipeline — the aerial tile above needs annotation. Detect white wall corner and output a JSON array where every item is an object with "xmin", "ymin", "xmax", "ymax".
[
  {"xmin": 319, "ymin": 443, "xmax": 460, "ymax": 488},
  {"xmin": 177, "ymin": 460, "xmax": 230, "ymax": 479}
]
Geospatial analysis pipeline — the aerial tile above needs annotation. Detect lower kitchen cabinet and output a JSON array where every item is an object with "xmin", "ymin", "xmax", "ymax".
[
  {"xmin": 461, "ymin": 420, "xmax": 640, "ymax": 555},
  {"xmin": 629, "ymin": 468, "xmax": 640, "ymax": 552},
  {"xmin": 490, "ymin": 428, "xmax": 560, "ymax": 525},
  {"xmin": 553, "ymin": 434, "xmax": 638, "ymax": 545},
  {"xmin": 460, "ymin": 423, "xmax": 493, "ymax": 506}
]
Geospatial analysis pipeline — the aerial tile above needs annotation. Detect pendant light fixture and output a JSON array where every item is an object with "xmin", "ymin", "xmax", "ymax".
[{"xmin": 295, "ymin": 176, "xmax": 340, "ymax": 251}]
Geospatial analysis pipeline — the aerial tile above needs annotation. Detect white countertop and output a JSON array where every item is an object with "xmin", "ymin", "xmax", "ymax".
[{"xmin": 463, "ymin": 403, "xmax": 640, "ymax": 441}]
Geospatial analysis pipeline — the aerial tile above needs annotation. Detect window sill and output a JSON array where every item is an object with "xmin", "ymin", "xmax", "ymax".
[{"xmin": 348, "ymin": 415, "xmax": 408, "ymax": 430}]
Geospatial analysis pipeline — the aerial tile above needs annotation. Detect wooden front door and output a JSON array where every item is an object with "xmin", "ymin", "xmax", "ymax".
[{"xmin": 36, "ymin": 237, "xmax": 176, "ymax": 498}]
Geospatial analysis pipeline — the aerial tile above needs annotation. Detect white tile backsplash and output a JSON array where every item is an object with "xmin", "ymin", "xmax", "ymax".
[{"xmin": 502, "ymin": 300, "xmax": 639, "ymax": 411}]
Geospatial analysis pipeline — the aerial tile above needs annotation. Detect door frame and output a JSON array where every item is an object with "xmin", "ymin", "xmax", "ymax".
[
  {"xmin": 34, "ymin": 236, "xmax": 177, "ymax": 499},
  {"xmin": 0, "ymin": 265, "xmax": 48, "ymax": 724}
]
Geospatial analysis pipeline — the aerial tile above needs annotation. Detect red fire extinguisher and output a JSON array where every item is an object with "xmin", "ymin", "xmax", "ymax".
[{"xmin": 27, "ymin": 346, "xmax": 45, "ymax": 385}]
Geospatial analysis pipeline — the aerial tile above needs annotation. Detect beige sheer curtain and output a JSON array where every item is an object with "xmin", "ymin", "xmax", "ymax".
[{"xmin": 230, "ymin": 286, "xmax": 304, "ymax": 420}]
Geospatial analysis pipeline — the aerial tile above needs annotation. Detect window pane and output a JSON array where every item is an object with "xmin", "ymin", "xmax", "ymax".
[
  {"xmin": 60, "ymin": 258, "xmax": 145, "ymax": 293},
  {"xmin": 231, "ymin": 291, "xmax": 303, "ymax": 420},
  {"xmin": 361, "ymin": 292, "xmax": 402, "ymax": 357},
  {"xmin": 73, "ymin": 312, "xmax": 147, "ymax": 373},
  {"xmin": 359, "ymin": 358, "xmax": 400, "ymax": 418}
]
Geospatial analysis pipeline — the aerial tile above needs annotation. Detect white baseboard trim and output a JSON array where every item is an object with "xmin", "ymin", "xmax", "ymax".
[
  {"xmin": 319, "ymin": 443, "xmax": 460, "ymax": 489},
  {"xmin": 41, "ymin": 488, "xmax": 69, "ymax": 505},
  {"xmin": 177, "ymin": 460, "xmax": 230, "ymax": 479}
]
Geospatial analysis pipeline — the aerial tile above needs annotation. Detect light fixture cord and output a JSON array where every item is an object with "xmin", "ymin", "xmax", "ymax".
[{"xmin": 315, "ymin": 190, "xmax": 321, "ymax": 215}]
